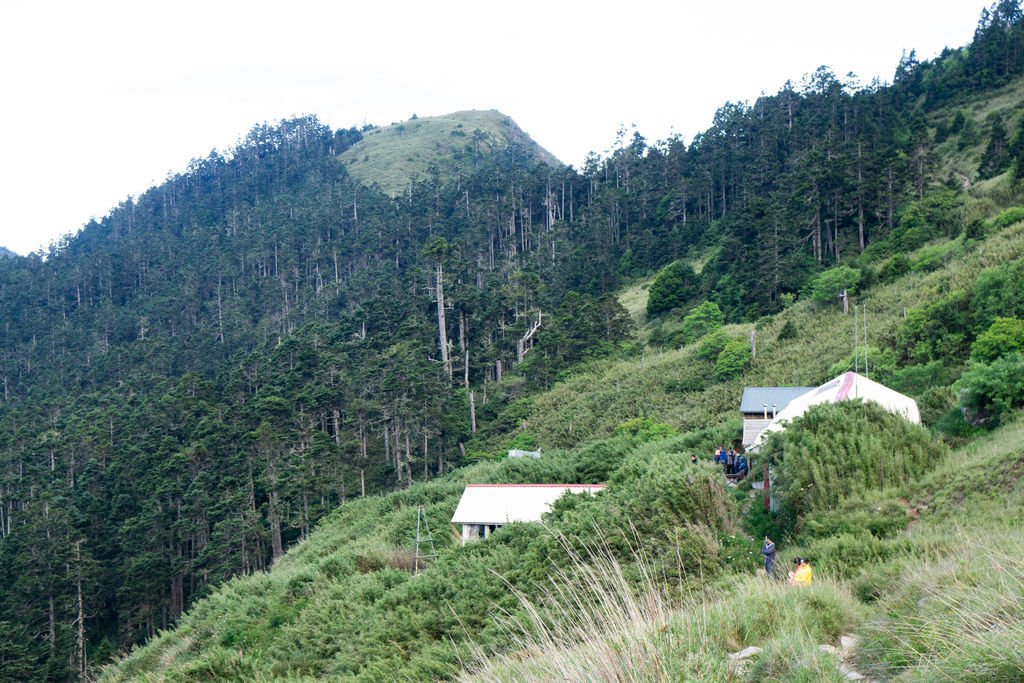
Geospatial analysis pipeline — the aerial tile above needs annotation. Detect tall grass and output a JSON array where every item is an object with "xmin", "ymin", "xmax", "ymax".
[
  {"xmin": 462, "ymin": 539, "xmax": 861, "ymax": 682},
  {"xmin": 859, "ymin": 528, "xmax": 1024, "ymax": 682}
]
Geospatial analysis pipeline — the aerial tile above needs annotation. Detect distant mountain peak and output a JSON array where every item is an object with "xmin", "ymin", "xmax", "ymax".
[{"xmin": 338, "ymin": 109, "xmax": 561, "ymax": 195}]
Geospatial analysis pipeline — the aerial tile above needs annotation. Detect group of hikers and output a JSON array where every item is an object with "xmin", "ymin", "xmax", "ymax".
[
  {"xmin": 761, "ymin": 536, "xmax": 813, "ymax": 586},
  {"xmin": 712, "ymin": 445, "xmax": 749, "ymax": 478}
]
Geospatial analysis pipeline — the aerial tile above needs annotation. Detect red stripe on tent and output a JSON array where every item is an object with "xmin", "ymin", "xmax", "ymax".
[{"xmin": 836, "ymin": 371, "xmax": 856, "ymax": 401}]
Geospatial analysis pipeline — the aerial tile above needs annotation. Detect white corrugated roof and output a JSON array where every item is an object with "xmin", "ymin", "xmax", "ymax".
[{"xmin": 450, "ymin": 484, "xmax": 606, "ymax": 525}]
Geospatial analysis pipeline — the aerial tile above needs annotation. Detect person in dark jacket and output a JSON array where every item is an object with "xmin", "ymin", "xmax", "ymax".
[
  {"xmin": 736, "ymin": 453, "xmax": 748, "ymax": 479},
  {"xmin": 761, "ymin": 536, "xmax": 777, "ymax": 577},
  {"xmin": 725, "ymin": 449, "xmax": 736, "ymax": 475}
]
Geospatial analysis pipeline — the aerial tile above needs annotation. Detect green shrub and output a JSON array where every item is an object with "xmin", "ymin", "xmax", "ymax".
[
  {"xmin": 955, "ymin": 353, "xmax": 1024, "ymax": 427},
  {"xmin": 804, "ymin": 531, "xmax": 894, "ymax": 579},
  {"xmin": 806, "ymin": 265, "xmax": 862, "ymax": 305},
  {"xmin": 799, "ymin": 501, "xmax": 910, "ymax": 542},
  {"xmin": 574, "ymin": 435, "xmax": 637, "ymax": 482},
  {"xmin": 918, "ymin": 385, "xmax": 957, "ymax": 426},
  {"xmin": 972, "ymin": 261, "xmax": 1024, "ymax": 332},
  {"xmin": 985, "ymin": 205, "xmax": 1024, "ymax": 231},
  {"xmin": 504, "ymin": 431, "xmax": 538, "ymax": 451},
  {"xmin": 889, "ymin": 360, "xmax": 954, "ymax": 396},
  {"xmin": 613, "ymin": 417, "xmax": 678, "ymax": 443},
  {"xmin": 776, "ymin": 319, "xmax": 798, "ymax": 341},
  {"xmin": 763, "ymin": 402, "xmax": 949, "ymax": 532},
  {"xmin": 697, "ymin": 329, "xmax": 730, "ymax": 360},
  {"xmin": 970, "ymin": 316, "xmax": 1024, "ymax": 363},
  {"xmin": 679, "ymin": 301, "xmax": 724, "ymax": 344},
  {"xmin": 646, "ymin": 260, "xmax": 698, "ymax": 316},
  {"xmin": 714, "ymin": 339, "xmax": 752, "ymax": 380},
  {"xmin": 880, "ymin": 253, "xmax": 911, "ymax": 282},
  {"xmin": 895, "ymin": 290, "xmax": 974, "ymax": 364}
]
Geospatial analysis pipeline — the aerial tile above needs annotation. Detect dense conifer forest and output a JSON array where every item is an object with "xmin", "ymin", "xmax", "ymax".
[{"xmin": 4, "ymin": 3, "xmax": 1024, "ymax": 679}]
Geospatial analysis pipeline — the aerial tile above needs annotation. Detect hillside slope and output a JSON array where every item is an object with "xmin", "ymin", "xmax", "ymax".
[
  {"xmin": 339, "ymin": 110, "xmax": 561, "ymax": 194},
  {"xmin": 10, "ymin": 5, "xmax": 1024, "ymax": 679},
  {"xmin": 102, "ymin": 194, "xmax": 1024, "ymax": 679}
]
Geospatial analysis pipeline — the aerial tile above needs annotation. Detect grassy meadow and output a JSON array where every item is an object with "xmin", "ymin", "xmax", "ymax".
[{"xmin": 338, "ymin": 110, "xmax": 560, "ymax": 195}]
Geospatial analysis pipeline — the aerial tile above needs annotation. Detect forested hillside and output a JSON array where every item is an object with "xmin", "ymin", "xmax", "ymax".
[{"xmin": 4, "ymin": 3, "xmax": 1024, "ymax": 680}]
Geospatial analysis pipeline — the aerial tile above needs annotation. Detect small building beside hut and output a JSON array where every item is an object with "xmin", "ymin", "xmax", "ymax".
[
  {"xmin": 451, "ymin": 483, "xmax": 606, "ymax": 544},
  {"xmin": 739, "ymin": 386, "xmax": 814, "ymax": 448}
]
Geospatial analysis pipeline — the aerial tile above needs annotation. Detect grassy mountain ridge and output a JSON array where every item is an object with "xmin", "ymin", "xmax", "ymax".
[{"xmin": 338, "ymin": 109, "xmax": 561, "ymax": 195}]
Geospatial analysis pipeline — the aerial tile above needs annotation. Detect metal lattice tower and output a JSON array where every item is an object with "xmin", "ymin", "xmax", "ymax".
[{"xmin": 413, "ymin": 505, "xmax": 437, "ymax": 575}]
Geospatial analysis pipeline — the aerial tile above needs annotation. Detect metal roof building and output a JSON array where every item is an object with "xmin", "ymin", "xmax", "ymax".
[
  {"xmin": 739, "ymin": 386, "xmax": 814, "ymax": 447},
  {"xmin": 739, "ymin": 387, "xmax": 815, "ymax": 416},
  {"xmin": 451, "ymin": 484, "xmax": 606, "ymax": 543}
]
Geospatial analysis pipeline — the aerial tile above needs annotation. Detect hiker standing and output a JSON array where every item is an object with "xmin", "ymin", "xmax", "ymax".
[
  {"xmin": 725, "ymin": 449, "xmax": 736, "ymax": 475},
  {"xmin": 761, "ymin": 537, "xmax": 777, "ymax": 577},
  {"xmin": 736, "ymin": 453, "xmax": 748, "ymax": 479}
]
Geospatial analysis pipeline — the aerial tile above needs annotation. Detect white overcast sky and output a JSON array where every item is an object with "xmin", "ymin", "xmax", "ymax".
[{"xmin": 0, "ymin": 1, "xmax": 986, "ymax": 255}]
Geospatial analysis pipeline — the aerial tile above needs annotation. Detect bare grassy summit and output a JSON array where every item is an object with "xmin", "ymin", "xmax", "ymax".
[{"xmin": 339, "ymin": 109, "xmax": 561, "ymax": 195}]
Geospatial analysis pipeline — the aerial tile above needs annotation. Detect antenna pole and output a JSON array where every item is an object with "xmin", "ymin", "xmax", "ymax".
[
  {"xmin": 863, "ymin": 304, "xmax": 869, "ymax": 379},
  {"xmin": 413, "ymin": 506, "xmax": 438, "ymax": 575},
  {"xmin": 854, "ymin": 304, "xmax": 859, "ymax": 373}
]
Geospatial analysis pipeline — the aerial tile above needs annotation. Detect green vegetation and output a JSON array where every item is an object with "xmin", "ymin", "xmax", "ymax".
[
  {"xmin": 5, "ymin": 3, "xmax": 1024, "ymax": 681},
  {"xmin": 100, "ymin": 438, "xmax": 735, "ymax": 681},
  {"xmin": 763, "ymin": 402, "xmax": 949, "ymax": 533},
  {"xmin": 338, "ymin": 110, "xmax": 560, "ymax": 195},
  {"xmin": 806, "ymin": 265, "xmax": 861, "ymax": 305},
  {"xmin": 103, "ymin": 166, "xmax": 1024, "ymax": 680},
  {"xmin": 646, "ymin": 260, "xmax": 699, "ymax": 316}
]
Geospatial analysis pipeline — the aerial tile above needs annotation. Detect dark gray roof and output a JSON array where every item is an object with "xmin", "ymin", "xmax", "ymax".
[{"xmin": 739, "ymin": 387, "xmax": 814, "ymax": 415}]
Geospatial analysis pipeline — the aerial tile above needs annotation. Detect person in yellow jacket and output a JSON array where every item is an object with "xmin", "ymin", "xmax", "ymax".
[{"xmin": 788, "ymin": 557, "xmax": 813, "ymax": 587}]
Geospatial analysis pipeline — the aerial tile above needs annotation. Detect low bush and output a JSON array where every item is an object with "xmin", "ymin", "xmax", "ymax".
[
  {"xmin": 763, "ymin": 402, "xmax": 949, "ymax": 534},
  {"xmin": 646, "ymin": 260, "xmax": 699, "ymax": 316},
  {"xmin": 985, "ymin": 205, "xmax": 1024, "ymax": 231},
  {"xmin": 697, "ymin": 328, "xmax": 730, "ymax": 360},
  {"xmin": 715, "ymin": 339, "xmax": 752, "ymax": 380},
  {"xmin": 970, "ymin": 316, "xmax": 1024, "ymax": 363},
  {"xmin": 680, "ymin": 300, "xmax": 724, "ymax": 344},
  {"xmin": 806, "ymin": 265, "xmax": 862, "ymax": 306},
  {"xmin": 798, "ymin": 500, "xmax": 910, "ymax": 542},
  {"xmin": 955, "ymin": 352, "xmax": 1024, "ymax": 427}
]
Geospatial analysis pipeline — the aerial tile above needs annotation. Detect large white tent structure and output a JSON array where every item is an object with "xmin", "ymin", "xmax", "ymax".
[
  {"xmin": 451, "ymin": 484, "xmax": 605, "ymax": 544},
  {"xmin": 749, "ymin": 371, "xmax": 921, "ymax": 451}
]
